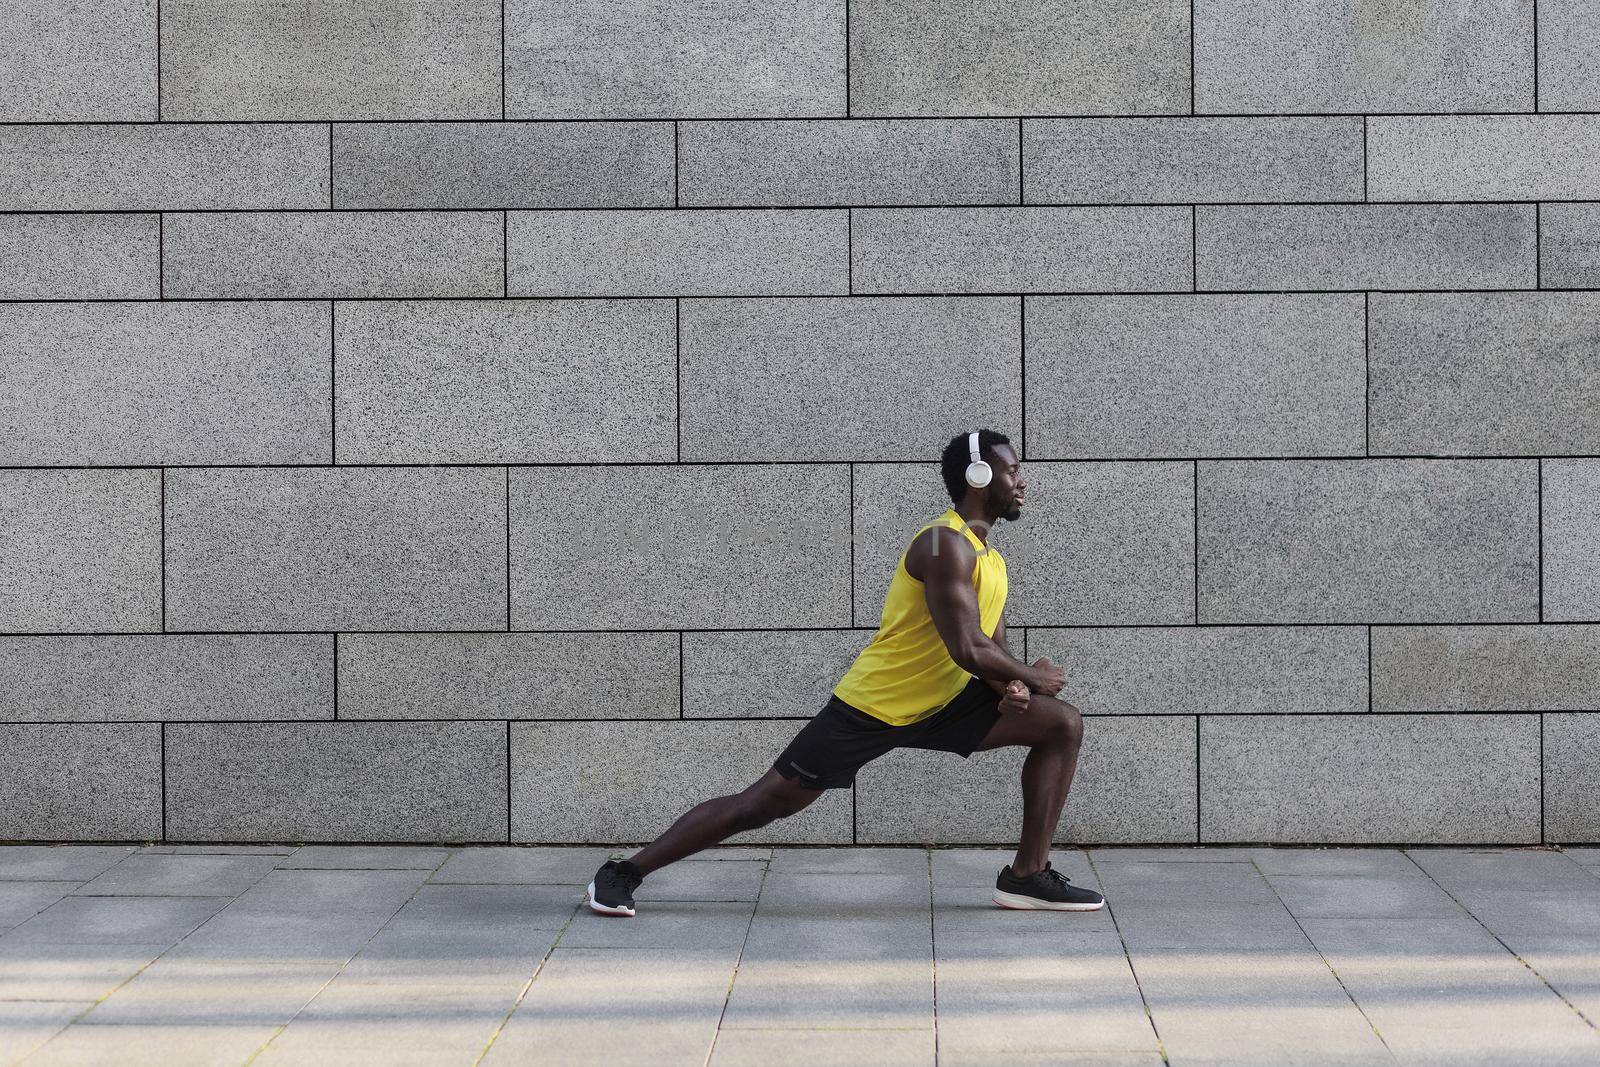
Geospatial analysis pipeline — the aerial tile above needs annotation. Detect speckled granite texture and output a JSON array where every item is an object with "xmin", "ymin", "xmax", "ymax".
[{"xmin": 2, "ymin": 0, "xmax": 1595, "ymax": 844}]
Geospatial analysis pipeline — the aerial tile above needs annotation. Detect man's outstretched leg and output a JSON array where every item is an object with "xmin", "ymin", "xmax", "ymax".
[
  {"xmin": 586, "ymin": 768, "xmax": 825, "ymax": 916},
  {"xmin": 972, "ymin": 693, "xmax": 1101, "ymax": 911}
]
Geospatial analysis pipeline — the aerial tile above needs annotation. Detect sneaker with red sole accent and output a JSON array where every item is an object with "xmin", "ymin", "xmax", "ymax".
[
  {"xmin": 993, "ymin": 861, "xmax": 1105, "ymax": 910},
  {"xmin": 586, "ymin": 858, "xmax": 644, "ymax": 917}
]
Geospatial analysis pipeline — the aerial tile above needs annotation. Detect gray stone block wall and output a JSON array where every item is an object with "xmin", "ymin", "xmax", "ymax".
[{"xmin": 3, "ymin": 0, "xmax": 1595, "ymax": 846}]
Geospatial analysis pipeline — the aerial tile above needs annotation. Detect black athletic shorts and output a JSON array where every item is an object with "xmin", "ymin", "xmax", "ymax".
[{"xmin": 770, "ymin": 677, "xmax": 1004, "ymax": 790}]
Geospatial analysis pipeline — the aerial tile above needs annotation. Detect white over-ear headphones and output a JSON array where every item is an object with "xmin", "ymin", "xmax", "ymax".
[{"xmin": 964, "ymin": 430, "xmax": 992, "ymax": 489}]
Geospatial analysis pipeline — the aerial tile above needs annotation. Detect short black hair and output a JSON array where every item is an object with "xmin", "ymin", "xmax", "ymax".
[{"xmin": 940, "ymin": 429, "xmax": 1013, "ymax": 503}]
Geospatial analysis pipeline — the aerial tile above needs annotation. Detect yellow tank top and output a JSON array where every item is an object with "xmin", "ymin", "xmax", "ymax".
[{"xmin": 833, "ymin": 507, "xmax": 1009, "ymax": 726}]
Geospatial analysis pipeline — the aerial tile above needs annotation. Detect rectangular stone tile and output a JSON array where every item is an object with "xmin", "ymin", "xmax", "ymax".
[
  {"xmin": 73, "ymin": 853, "xmax": 280, "ymax": 897},
  {"xmin": 854, "ymin": 462, "xmax": 1193, "ymax": 626},
  {"xmin": 0, "ymin": 301, "xmax": 332, "ymax": 466},
  {"xmin": 711, "ymin": 1029, "xmax": 935, "ymax": 1067},
  {"xmin": 160, "ymin": 868, "xmax": 430, "ymax": 961},
  {"xmin": 854, "ymin": 207, "xmax": 1188, "ymax": 294},
  {"xmin": 0, "ymin": 124, "xmax": 329, "ymax": 211},
  {"xmin": 1404, "ymin": 847, "xmax": 1597, "ymax": 895},
  {"xmin": 0, "ymin": 883, "xmax": 80, "ymax": 929},
  {"xmin": 851, "ymin": 0, "xmax": 1186, "ymax": 116},
  {"xmin": 1542, "ymin": 203, "xmax": 1600, "ymax": 289},
  {"xmin": 0, "ymin": 725, "xmax": 160, "ymax": 840},
  {"xmin": 683, "ymin": 630, "xmax": 873, "ymax": 718},
  {"xmin": 339, "ymin": 923, "xmax": 560, "ymax": 985},
  {"xmin": 333, "ymin": 121, "xmax": 674, "ymax": 209},
  {"xmin": 509, "ymin": 464, "xmax": 850, "ymax": 628},
  {"xmin": 1370, "ymin": 292, "xmax": 1600, "ymax": 455},
  {"xmin": 1372, "ymin": 625, "xmax": 1600, "ymax": 712},
  {"xmin": 510, "ymin": 721, "xmax": 852, "ymax": 843},
  {"xmin": 1088, "ymin": 846, "xmax": 1261, "ymax": 865},
  {"xmin": 0, "ymin": 469, "xmax": 161, "ymax": 633},
  {"xmin": 27, "ymin": 1022, "xmax": 281, "ymax": 1064},
  {"xmin": 679, "ymin": 119, "xmax": 1019, "ymax": 207},
  {"xmin": 333, "ymin": 299, "xmax": 675, "ymax": 463},
  {"xmin": 1291, "ymin": 932, "xmax": 1600, "ymax": 1067},
  {"xmin": 1118, "ymin": 949, "xmax": 1396, "ymax": 1065},
  {"xmin": 163, "ymin": 212, "xmax": 502, "ymax": 299},
  {"xmin": 483, "ymin": 948, "xmax": 734, "ymax": 1066},
  {"xmin": 165, "ymin": 722, "xmax": 508, "ymax": 842},
  {"xmin": 0, "ymin": 0, "xmax": 155, "ymax": 121},
  {"xmin": 340, "ymin": 632, "xmax": 677, "ymax": 720},
  {"xmin": 0, "ymin": 942, "xmax": 168, "ymax": 1002},
  {"xmin": 1260, "ymin": 870, "xmax": 1464, "ymax": 919},
  {"xmin": 430, "ymin": 846, "xmax": 616, "ymax": 884},
  {"xmin": 1543, "ymin": 460, "xmax": 1600, "ymax": 622},
  {"xmin": 1023, "ymin": 116, "xmax": 1364, "ymax": 204},
  {"xmin": 681, "ymin": 296, "xmax": 1016, "ymax": 461},
  {"xmin": 1196, "ymin": 204, "xmax": 1536, "ymax": 291},
  {"xmin": 628, "ymin": 857, "xmax": 766, "ymax": 901},
  {"xmin": 508, "ymin": 209, "xmax": 848, "ymax": 296},
  {"xmin": 1369, "ymin": 115, "xmax": 1600, "ymax": 201},
  {"xmin": 724, "ymin": 876, "xmax": 931, "ymax": 1028},
  {"xmin": 857, "ymin": 716, "xmax": 1196, "ymax": 845},
  {"xmin": 165, "ymin": 467, "xmax": 506, "ymax": 631},
  {"xmin": 1028, "ymin": 626, "xmax": 1365, "ymax": 716},
  {"xmin": 1564, "ymin": 848, "xmax": 1600, "ymax": 865},
  {"xmin": 382, "ymin": 884, "xmax": 575, "ymax": 935},
  {"xmin": 560, "ymin": 899, "xmax": 755, "ymax": 951},
  {"xmin": 277, "ymin": 846, "xmax": 451, "ymax": 870},
  {"xmin": 1199, "ymin": 713, "xmax": 1541, "ymax": 844},
  {"xmin": 1193, "ymin": 0, "xmax": 1532, "ymax": 112},
  {"xmin": 1197, "ymin": 459, "xmax": 1539, "ymax": 623},
  {"xmin": 0, "ymin": 214, "xmax": 157, "ymax": 299},
  {"xmin": 0, "ymin": 846, "xmax": 137, "ymax": 882},
  {"xmin": 769, "ymin": 847, "xmax": 927, "ymax": 875},
  {"xmin": 0, "ymin": 635, "xmax": 331, "ymax": 722},
  {"xmin": 1025, "ymin": 293, "xmax": 1365, "ymax": 458},
  {"xmin": 268, "ymin": 978, "xmax": 519, "ymax": 1055},
  {"xmin": 160, "ymin": 0, "xmax": 500, "ymax": 120},
  {"xmin": 8, "ymin": 895, "xmax": 229, "ymax": 946},
  {"xmin": 1546, "ymin": 713, "xmax": 1600, "ymax": 842},
  {"xmin": 1540, "ymin": 0, "xmax": 1600, "ymax": 111},
  {"xmin": 1092, "ymin": 859, "xmax": 1278, "ymax": 904},
  {"xmin": 80, "ymin": 958, "xmax": 344, "ymax": 1027},
  {"xmin": 935, "ymin": 940, "xmax": 1157, "ymax": 1059},
  {"xmin": 506, "ymin": 0, "xmax": 843, "ymax": 119},
  {"xmin": 0, "ymin": 1000, "xmax": 93, "ymax": 1065}
]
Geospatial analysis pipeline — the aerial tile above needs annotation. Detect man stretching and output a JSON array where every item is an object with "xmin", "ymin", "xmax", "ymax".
[{"xmin": 586, "ymin": 428, "xmax": 1101, "ymax": 916}]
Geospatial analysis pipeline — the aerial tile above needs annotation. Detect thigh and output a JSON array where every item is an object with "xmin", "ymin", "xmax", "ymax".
[
  {"xmin": 972, "ymin": 692, "xmax": 1081, "ymax": 751},
  {"xmin": 771, "ymin": 699, "xmax": 898, "ymax": 790}
]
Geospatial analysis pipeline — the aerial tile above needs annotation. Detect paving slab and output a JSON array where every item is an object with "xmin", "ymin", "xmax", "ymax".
[
  {"xmin": 0, "ymin": 882, "xmax": 81, "ymax": 929},
  {"xmin": 0, "ymin": 846, "xmax": 1591, "ymax": 1064},
  {"xmin": 0, "ymin": 846, "xmax": 138, "ymax": 881},
  {"xmin": 430, "ymin": 846, "xmax": 615, "ymax": 884},
  {"xmin": 0, "ymin": 1000, "xmax": 92, "ymax": 1063},
  {"xmin": 0, "ymin": 941, "xmax": 170, "ymax": 1001},
  {"xmin": 77, "ymin": 958, "xmax": 342, "ymax": 1026},
  {"xmin": 274, "ymin": 846, "xmax": 453, "ymax": 870},
  {"xmin": 709, "ymin": 1028, "xmax": 936, "ymax": 1066},
  {"xmin": 72, "ymin": 853, "xmax": 281, "ymax": 897},
  {"xmin": 25, "ymin": 1021, "xmax": 280, "ymax": 1066},
  {"xmin": 484, "ymin": 947, "xmax": 736, "ymax": 1066}
]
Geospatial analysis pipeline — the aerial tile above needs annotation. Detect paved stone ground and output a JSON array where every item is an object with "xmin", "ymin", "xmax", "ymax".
[{"xmin": 1, "ymin": 844, "xmax": 1598, "ymax": 1066}]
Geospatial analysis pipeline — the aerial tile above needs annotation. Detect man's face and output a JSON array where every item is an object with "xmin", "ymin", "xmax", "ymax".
[{"xmin": 987, "ymin": 444, "xmax": 1025, "ymax": 521}]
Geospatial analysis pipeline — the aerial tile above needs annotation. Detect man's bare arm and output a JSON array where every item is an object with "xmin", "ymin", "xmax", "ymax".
[
  {"xmin": 982, "ymin": 614, "xmax": 1013, "ymax": 694},
  {"xmin": 920, "ymin": 530, "xmax": 1060, "ymax": 694}
]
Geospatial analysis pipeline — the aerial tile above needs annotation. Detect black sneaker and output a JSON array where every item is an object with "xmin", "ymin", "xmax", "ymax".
[
  {"xmin": 994, "ymin": 861, "xmax": 1105, "ymax": 911},
  {"xmin": 586, "ymin": 859, "xmax": 644, "ymax": 917}
]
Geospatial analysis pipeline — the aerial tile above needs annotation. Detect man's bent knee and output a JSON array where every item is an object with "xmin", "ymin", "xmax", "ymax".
[{"xmin": 1031, "ymin": 695, "xmax": 1084, "ymax": 748}]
